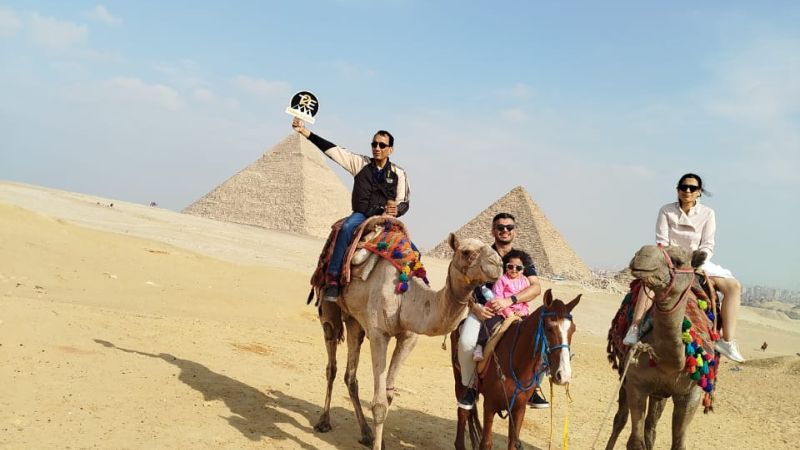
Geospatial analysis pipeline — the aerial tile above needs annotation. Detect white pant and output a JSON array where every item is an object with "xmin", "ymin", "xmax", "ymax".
[{"xmin": 457, "ymin": 312, "xmax": 481, "ymax": 387}]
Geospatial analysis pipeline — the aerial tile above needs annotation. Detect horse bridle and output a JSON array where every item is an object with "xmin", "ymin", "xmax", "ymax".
[
  {"xmin": 500, "ymin": 309, "xmax": 573, "ymax": 414},
  {"xmin": 652, "ymin": 244, "xmax": 695, "ymax": 315}
]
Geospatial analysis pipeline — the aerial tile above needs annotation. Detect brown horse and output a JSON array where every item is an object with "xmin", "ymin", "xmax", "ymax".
[{"xmin": 450, "ymin": 289, "xmax": 581, "ymax": 450}]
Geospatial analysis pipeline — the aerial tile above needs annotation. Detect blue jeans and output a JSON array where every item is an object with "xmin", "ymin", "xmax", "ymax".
[{"xmin": 327, "ymin": 212, "xmax": 367, "ymax": 277}]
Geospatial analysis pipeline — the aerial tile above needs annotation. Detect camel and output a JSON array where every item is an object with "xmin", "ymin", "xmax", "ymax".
[
  {"xmin": 605, "ymin": 245, "xmax": 709, "ymax": 450},
  {"xmin": 314, "ymin": 232, "xmax": 502, "ymax": 450}
]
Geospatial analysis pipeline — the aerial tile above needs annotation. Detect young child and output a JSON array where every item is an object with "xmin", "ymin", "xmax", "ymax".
[{"xmin": 473, "ymin": 249, "xmax": 531, "ymax": 362}]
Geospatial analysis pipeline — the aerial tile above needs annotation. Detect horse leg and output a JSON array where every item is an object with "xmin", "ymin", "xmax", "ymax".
[
  {"xmin": 314, "ymin": 301, "xmax": 343, "ymax": 433},
  {"xmin": 669, "ymin": 390, "xmax": 702, "ymax": 450},
  {"xmin": 480, "ymin": 405, "xmax": 495, "ymax": 450},
  {"xmin": 452, "ymin": 331, "xmax": 469, "ymax": 450},
  {"xmin": 605, "ymin": 386, "xmax": 629, "ymax": 450},
  {"xmin": 644, "ymin": 396, "xmax": 666, "ymax": 450},
  {"xmin": 455, "ymin": 407, "xmax": 470, "ymax": 450},
  {"xmin": 342, "ymin": 317, "xmax": 373, "ymax": 447},
  {"xmin": 468, "ymin": 408, "xmax": 483, "ymax": 450},
  {"xmin": 507, "ymin": 396, "xmax": 527, "ymax": 450},
  {"xmin": 625, "ymin": 387, "xmax": 647, "ymax": 450},
  {"xmin": 369, "ymin": 331, "xmax": 391, "ymax": 450},
  {"xmin": 385, "ymin": 331, "xmax": 419, "ymax": 406}
]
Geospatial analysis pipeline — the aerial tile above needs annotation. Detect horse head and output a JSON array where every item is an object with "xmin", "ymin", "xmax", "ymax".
[{"xmin": 540, "ymin": 289, "xmax": 581, "ymax": 385}]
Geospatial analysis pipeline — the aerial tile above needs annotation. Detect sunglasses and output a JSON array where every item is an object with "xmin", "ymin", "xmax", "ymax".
[
  {"xmin": 371, "ymin": 141, "xmax": 390, "ymax": 149},
  {"xmin": 494, "ymin": 224, "xmax": 516, "ymax": 232},
  {"xmin": 505, "ymin": 263, "xmax": 524, "ymax": 272},
  {"xmin": 677, "ymin": 184, "xmax": 700, "ymax": 193}
]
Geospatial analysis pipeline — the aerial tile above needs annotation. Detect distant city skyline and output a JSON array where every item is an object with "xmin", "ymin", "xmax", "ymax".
[{"xmin": 1, "ymin": 2, "xmax": 798, "ymax": 289}]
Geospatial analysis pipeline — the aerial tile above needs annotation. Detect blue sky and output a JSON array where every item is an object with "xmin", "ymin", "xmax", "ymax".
[{"xmin": 1, "ymin": 2, "xmax": 798, "ymax": 289}]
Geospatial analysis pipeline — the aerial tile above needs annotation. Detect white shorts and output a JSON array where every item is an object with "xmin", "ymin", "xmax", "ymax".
[{"xmin": 700, "ymin": 260, "xmax": 734, "ymax": 279}]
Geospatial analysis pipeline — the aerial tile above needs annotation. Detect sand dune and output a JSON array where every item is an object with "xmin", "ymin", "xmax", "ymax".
[{"xmin": 1, "ymin": 181, "xmax": 798, "ymax": 449}]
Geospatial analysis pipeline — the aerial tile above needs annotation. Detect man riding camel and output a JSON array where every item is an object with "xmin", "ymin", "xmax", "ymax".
[{"xmin": 293, "ymin": 118, "xmax": 411, "ymax": 302}]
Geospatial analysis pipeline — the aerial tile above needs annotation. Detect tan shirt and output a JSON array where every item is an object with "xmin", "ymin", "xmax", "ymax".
[
  {"xmin": 655, "ymin": 201, "xmax": 716, "ymax": 260},
  {"xmin": 323, "ymin": 146, "xmax": 409, "ymax": 206}
]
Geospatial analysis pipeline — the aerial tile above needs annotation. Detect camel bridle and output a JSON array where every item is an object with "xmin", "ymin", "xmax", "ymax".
[{"xmin": 652, "ymin": 245, "xmax": 695, "ymax": 315}]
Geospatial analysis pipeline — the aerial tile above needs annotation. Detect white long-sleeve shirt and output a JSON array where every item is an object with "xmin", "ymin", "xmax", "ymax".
[{"xmin": 655, "ymin": 201, "xmax": 716, "ymax": 260}]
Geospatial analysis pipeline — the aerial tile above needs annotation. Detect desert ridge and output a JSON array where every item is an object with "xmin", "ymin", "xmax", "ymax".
[{"xmin": 0, "ymin": 181, "xmax": 798, "ymax": 449}]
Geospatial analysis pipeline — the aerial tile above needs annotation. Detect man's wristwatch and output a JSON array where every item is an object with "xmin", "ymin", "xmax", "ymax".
[{"xmin": 511, "ymin": 295, "xmax": 518, "ymax": 304}]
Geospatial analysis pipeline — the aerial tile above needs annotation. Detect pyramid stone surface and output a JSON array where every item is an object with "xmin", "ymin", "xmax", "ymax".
[
  {"xmin": 427, "ymin": 186, "xmax": 592, "ymax": 280},
  {"xmin": 183, "ymin": 133, "xmax": 351, "ymax": 238}
]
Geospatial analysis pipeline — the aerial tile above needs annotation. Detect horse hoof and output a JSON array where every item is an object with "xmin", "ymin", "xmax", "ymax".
[
  {"xmin": 314, "ymin": 421, "xmax": 332, "ymax": 433},
  {"xmin": 358, "ymin": 436, "xmax": 373, "ymax": 447}
]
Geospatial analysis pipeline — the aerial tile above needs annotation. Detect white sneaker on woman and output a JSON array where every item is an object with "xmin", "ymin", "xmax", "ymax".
[
  {"xmin": 715, "ymin": 339, "xmax": 746, "ymax": 363},
  {"xmin": 622, "ymin": 324, "xmax": 640, "ymax": 346}
]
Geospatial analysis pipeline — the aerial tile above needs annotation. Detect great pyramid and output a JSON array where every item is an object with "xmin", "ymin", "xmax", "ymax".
[
  {"xmin": 183, "ymin": 133, "xmax": 351, "ymax": 238},
  {"xmin": 427, "ymin": 186, "xmax": 592, "ymax": 281}
]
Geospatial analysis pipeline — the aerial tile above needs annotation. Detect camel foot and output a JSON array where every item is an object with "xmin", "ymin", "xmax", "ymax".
[
  {"xmin": 313, "ymin": 417, "xmax": 332, "ymax": 433},
  {"xmin": 358, "ymin": 436, "xmax": 384, "ymax": 450}
]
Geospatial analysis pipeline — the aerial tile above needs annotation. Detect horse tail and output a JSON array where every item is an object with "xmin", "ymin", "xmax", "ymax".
[{"xmin": 306, "ymin": 287, "xmax": 314, "ymax": 304}]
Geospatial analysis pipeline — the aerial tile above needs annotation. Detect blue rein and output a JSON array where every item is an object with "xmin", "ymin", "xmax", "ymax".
[{"xmin": 504, "ymin": 311, "xmax": 572, "ymax": 413}]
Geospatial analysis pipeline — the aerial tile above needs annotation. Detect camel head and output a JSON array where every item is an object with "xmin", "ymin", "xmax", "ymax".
[
  {"xmin": 447, "ymin": 233, "xmax": 502, "ymax": 286},
  {"xmin": 628, "ymin": 245, "xmax": 707, "ymax": 292}
]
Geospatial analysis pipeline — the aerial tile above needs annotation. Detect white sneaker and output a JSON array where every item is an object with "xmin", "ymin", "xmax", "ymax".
[
  {"xmin": 715, "ymin": 339, "xmax": 746, "ymax": 363},
  {"xmin": 622, "ymin": 325, "xmax": 640, "ymax": 346}
]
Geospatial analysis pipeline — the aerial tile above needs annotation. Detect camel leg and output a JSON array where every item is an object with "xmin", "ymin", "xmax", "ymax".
[
  {"xmin": 369, "ymin": 331, "xmax": 391, "ymax": 450},
  {"xmin": 669, "ymin": 390, "xmax": 701, "ymax": 450},
  {"xmin": 480, "ymin": 405, "xmax": 495, "ymax": 450},
  {"xmin": 644, "ymin": 396, "xmax": 666, "ymax": 450},
  {"xmin": 343, "ymin": 317, "xmax": 373, "ymax": 447},
  {"xmin": 385, "ymin": 331, "xmax": 419, "ymax": 406},
  {"xmin": 625, "ymin": 387, "xmax": 647, "ymax": 450},
  {"xmin": 605, "ymin": 386, "xmax": 629, "ymax": 450},
  {"xmin": 314, "ymin": 301, "xmax": 343, "ymax": 433}
]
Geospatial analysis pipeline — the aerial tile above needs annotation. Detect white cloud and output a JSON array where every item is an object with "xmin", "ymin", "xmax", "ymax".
[
  {"xmin": 28, "ymin": 12, "xmax": 87, "ymax": 51},
  {"xmin": 704, "ymin": 38, "xmax": 800, "ymax": 185},
  {"xmin": 0, "ymin": 7, "xmax": 22, "ymax": 37},
  {"xmin": 105, "ymin": 77, "xmax": 184, "ymax": 111},
  {"xmin": 501, "ymin": 107, "xmax": 528, "ymax": 122},
  {"xmin": 192, "ymin": 87, "xmax": 215, "ymax": 102},
  {"xmin": 231, "ymin": 75, "xmax": 291, "ymax": 98},
  {"xmin": 497, "ymin": 82, "xmax": 534, "ymax": 100},
  {"xmin": 87, "ymin": 5, "xmax": 122, "ymax": 26}
]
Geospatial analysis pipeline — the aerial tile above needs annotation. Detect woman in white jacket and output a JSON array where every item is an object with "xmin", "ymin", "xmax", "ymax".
[{"xmin": 623, "ymin": 173, "xmax": 745, "ymax": 363}]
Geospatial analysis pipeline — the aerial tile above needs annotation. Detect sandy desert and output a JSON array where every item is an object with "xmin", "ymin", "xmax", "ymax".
[{"xmin": 1, "ymin": 180, "xmax": 798, "ymax": 449}]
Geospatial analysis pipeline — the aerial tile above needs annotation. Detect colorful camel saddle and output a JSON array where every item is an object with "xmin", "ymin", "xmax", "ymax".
[
  {"xmin": 607, "ymin": 276, "xmax": 721, "ymax": 412},
  {"xmin": 309, "ymin": 216, "xmax": 428, "ymax": 305}
]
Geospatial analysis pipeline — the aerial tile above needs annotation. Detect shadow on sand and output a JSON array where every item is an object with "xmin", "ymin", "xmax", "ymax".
[{"xmin": 94, "ymin": 339, "xmax": 541, "ymax": 449}]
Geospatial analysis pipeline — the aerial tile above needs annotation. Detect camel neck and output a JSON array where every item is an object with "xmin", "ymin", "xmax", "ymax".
[
  {"xmin": 400, "ymin": 263, "xmax": 472, "ymax": 336},
  {"xmin": 649, "ymin": 285, "xmax": 691, "ymax": 372}
]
